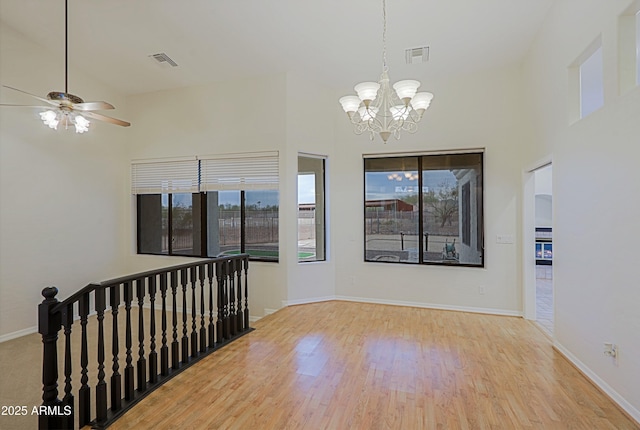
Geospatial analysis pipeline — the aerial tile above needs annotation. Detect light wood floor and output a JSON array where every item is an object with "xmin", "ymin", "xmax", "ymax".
[{"xmin": 103, "ymin": 301, "xmax": 637, "ymax": 430}]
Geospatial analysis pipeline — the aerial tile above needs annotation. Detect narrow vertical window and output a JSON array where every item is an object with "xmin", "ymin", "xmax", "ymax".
[
  {"xmin": 579, "ymin": 43, "xmax": 604, "ymax": 118},
  {"xmin": 216, "ymin": 191, "xmax": 241, "ymax": 256},
  {"xmin": 137, "ymin": 194, "xmax": 168, "ymax": 255},
  {"xmin": 137, "ymin": 193, "xmax": 202, "ymax": 256},
  {"xmin": 298, "ymin": 155, "xmax": 326, "ymax": 262},
  {"xmin": 245, "ymin": 190, "xmax": 279, "ymax": 261},
  {"xmin": 617, "ymin": 6, "xmax": 640, "ymax": 93}
]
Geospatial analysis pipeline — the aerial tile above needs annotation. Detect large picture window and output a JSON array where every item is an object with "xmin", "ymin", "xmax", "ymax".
[
  {"xmin": 364, "ymin": 152, "xmax": 483, "ymax": 266},
  {"xmin": 133, "ymin": 152, "xmax": 280, "ymax": 262}
]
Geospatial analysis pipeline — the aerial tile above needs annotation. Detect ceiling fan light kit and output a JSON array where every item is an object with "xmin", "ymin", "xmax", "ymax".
[
  {"xmin": 0, "ymin": 0, "xmax": 130, "ymax": 134},
  {"xmin": 339, "ymin": 0, "xmax": 433, "ymax": 143}
]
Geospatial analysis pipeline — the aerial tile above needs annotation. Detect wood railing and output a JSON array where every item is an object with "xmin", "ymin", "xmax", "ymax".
[{"xmin": 38, "ymin": 255, "xmax": 252, "ymax": 429}]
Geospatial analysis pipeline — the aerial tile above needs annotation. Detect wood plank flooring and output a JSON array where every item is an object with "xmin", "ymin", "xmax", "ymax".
[{"xmin": 109, "ymin": 301, "xmax": 638, "ymax": 430}]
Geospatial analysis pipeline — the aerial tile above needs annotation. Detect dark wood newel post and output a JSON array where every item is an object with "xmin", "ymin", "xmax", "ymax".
[
  {"xmin": 243, "ymin": 257, "xmax": 250, "ymax": 330},
  {"xmin": 39, "ymin": 286, "xmax": 63, "ymax": 430}
]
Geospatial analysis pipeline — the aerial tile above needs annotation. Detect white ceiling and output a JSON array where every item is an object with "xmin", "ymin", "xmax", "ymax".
[{"xmin": 0, "ymin": 0, "xmax": 557, "ymax": 96}]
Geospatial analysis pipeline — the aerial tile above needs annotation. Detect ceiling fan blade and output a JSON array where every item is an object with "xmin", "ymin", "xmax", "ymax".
[
  {"xmin": 0, "ymin": 104, "xmax": 52, "ymax": 108},
  {"xmin": 73, "ymin": 101, "xmax": 115, "ymax": 111},
  {"xmin": 82, "ymin": 111, "xmax": 131, "ymax": 127},
  {"xmin": 2, "ymin": 85, "xmax": 59, "ymax": 106}
]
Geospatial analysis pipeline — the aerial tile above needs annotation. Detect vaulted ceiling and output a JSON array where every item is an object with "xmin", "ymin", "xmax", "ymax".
[{"xmin": 0, "ymin": 0, "xmax": 556, "ymax": 96}]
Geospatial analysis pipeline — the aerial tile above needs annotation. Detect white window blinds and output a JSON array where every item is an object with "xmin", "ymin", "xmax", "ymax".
[
  {"xmin": 131, "ymin": 151, "xmax": 279, "ymax": 194},
  {"xmin": 200, "ymin": 151, "xmax": 279, "ymax": 191},
  {"xmin": 131, "ymin": 157, "xmax": 199, "ymax": 194}
]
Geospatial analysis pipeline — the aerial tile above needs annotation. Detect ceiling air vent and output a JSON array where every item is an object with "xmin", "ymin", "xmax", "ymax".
[
  {"xmin": 405, "ymin": 46, "xmax": 429, "ymax": 64},
  {"xmin": 149, "ymin": 52, "xmax": 178, "ymax": 67}
]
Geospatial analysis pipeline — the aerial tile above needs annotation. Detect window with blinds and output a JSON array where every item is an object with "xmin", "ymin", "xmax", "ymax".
[
  {"xmin": 200, "ymin": 152, "xmax": 279, "ymax": 191},
  {"xmin": 133, "ymin": 152, "xmax": 280, "ymax": 261},
  {"xmin": 131, "ymin": 157, "xmax": 199, "ymax": 194}
]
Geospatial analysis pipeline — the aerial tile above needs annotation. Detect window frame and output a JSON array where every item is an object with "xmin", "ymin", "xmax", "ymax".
[
  {"xmin": 136, "ymin": 190, "xmax": 279, "ymax": 262},
  {"xmin": 297, "ymin": 154, "xmax": 327, "ymax": 263},
  {"xmin": 363, "ymin": 151, "xmax": 484, "ymax": 268}
]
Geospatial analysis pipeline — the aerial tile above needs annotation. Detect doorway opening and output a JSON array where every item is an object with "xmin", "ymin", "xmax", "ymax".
[{"xmin": 534, "ymin": 165, "xmax": 553, "ymax": 334}]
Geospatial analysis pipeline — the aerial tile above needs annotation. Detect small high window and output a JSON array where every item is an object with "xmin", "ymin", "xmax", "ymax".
[
  {"xmin": 569, "ymin": 36, "xmax": 604, "ymax": 121},
  {"xmin": 618, "ymin": 4, "xmax": 640, "ymax": 93},
  {"xmin": 579, "ymin": 45, "xmax": 604, "ymax": 118}
]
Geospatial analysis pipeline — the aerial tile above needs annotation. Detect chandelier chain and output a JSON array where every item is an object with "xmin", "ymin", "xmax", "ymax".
[
  {"xmin": 65, "ymin": 0, "xmax": 68, "ymax": 94},
  {"xmin": 382, "ymin": 0, "xmax": 387, "ymax": 72},
  {"xmin": 338, "ymin": 0, "xmax": 433, "ymax": 143}
]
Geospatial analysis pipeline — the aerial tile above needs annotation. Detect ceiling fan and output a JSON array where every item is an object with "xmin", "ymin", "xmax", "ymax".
[{"xmin": 0, "ymin": 0, "xmax": 130, "ymax": 133}]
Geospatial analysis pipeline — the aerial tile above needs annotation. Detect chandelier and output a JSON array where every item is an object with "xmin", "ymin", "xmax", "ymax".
[{"xmin": 339, "ymin": 0, "xmax": 433, "ymax": 143}]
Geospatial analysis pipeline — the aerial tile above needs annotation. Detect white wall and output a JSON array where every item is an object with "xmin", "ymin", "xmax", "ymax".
[
  {"xmin": 523, "ymin": 0, "xmax": 640, "ymax": 419},
  {"xmin": 0, "ymin": 24, "xmax": 130, "ymax": 338},
  {"xmin": 124, "ymin": 74, "xmax": 290, "ymax": 317},
  {"xmin": 284, "ymin": 73, "xmax": 336, "ymax": 306},
  {"xmin": 332, "ymin": 63, "xmax": 529, "ymax": 315}
]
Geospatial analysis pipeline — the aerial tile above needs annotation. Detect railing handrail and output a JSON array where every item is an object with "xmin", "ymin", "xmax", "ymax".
[
  {"xmin": 39, "ymin": 253, "xmax": 252, "ymax": 430},
  {"xmin": 51, "ymin": 255, "xmax": 248, "ymax": 314}
]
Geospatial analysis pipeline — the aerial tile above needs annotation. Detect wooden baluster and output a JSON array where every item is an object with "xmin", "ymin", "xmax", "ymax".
[
  {"xmin": 78, "ymin": 292, "xmax": 91, "ymax": 427},
  {"xmin": 199, "ymin": 265, "xmax": 207, "ymax": 352},
  {"xmin": 110, "ymin": 285, "xmax": 122, "ymax": 411},
  {"xmin": 224, "ymin": 260, "xmax": 232, "ymax": 339},
  {"xmin": 235, "ymin": 258, "xmax": 244, "ymax": 332},
  {"xmin": 171, "ymin": 271, "xmax": 179, "ymax": 369},
  {"xmin": 216, "ymin": 261, "xmax": 224, "ymax": 343},
  {"xmin": 243, "ymin": 256, "xmax": 250, "ymax": 330},
  {"xmin": 95, "ymin": 287, "xmax": 108, "ymax": 426},
  {"xmin": 148, "ymin": 275, "xmax": 158, "ymax": 383},
  {"xmin": 229, "ymin": 259, "xmax": 237, "ymax": 336},
  {"xmin": 38, "ymin": 287, "xmax": 63, "ymax": 430},
  {"xmin": 181, "ymin": 268, "xmax": 189, "ymax": 363},
  {"xmin": 124, "ymin": 281, "xmax": 135, "ymax": 401},
  {"xmin": 190, "ymin": 266, "xmax": 198, "ymax": 357},
  {"xmin": 160, "ymin": 272, "xmax": 169, "ymax": 376},
  {"xmin": 61, "ymin": 303, "xmax": 74, "ymax": 430},
  {"xmin": 207, "ymin": 262, "xmax": 215, "ymax": 347},
  {"xmin": 136, "ymin": 279, "xmax": 147, "ymax": 392}
]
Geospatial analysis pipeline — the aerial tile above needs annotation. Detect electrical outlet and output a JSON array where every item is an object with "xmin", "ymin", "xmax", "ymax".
[{"xmin": 478, "ymin": 285, "xmax": 485, "ymax": 295}]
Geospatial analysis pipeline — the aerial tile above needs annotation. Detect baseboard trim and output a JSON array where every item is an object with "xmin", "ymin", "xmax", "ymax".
[
  {"xmin": 0, "ymin": 326, "xmax": 38, "ymax": 343},
  {"xmin": 553, "ymin": 341, "xmax": 640, "ymax": 425},
  {"xmin": 334, "ymin": 295, "xmax": 523, "ymax": 317},
  {"xmin": 283, "ymin": 296, "xmax": 336, "ymax": 307}
]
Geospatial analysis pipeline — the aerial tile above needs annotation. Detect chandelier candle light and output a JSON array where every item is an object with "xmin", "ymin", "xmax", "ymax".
[{"xmin": 339, "ymin": 0, "xmax": 433, "ymax": 143}]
